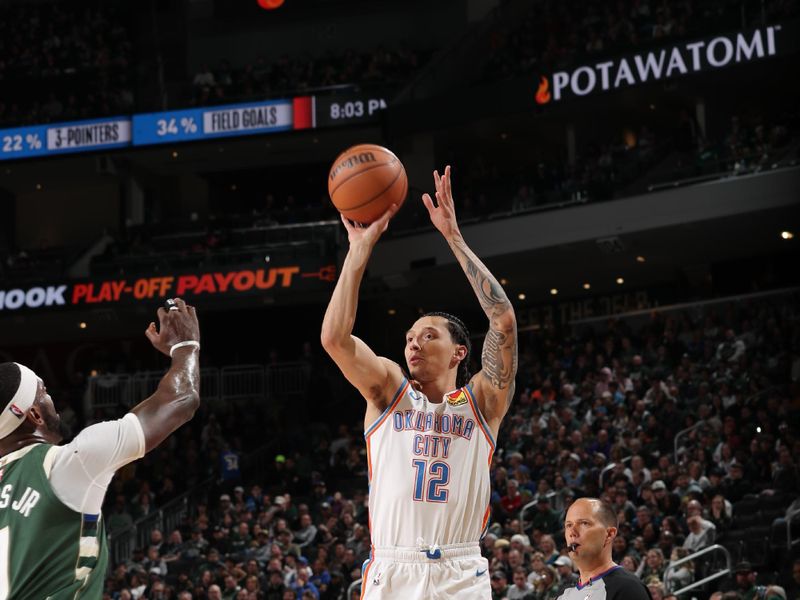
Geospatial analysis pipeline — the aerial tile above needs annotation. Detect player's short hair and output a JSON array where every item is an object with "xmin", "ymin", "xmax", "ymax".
[
  {"xmin": 0, "ymin": 363, "xmax": 22, "ymax": 407},
  {"xmin": 423, "ymin": 312, "xmax": 471, "ymax": 387},
  {"xmin": 594, "ymin": 498, "xmax": 619, "ymax": 529}
]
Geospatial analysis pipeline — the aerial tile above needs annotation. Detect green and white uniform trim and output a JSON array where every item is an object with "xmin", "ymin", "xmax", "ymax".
[{"xmin": 0, "ymin": 443, "xmax": 107, "ymax": 599}]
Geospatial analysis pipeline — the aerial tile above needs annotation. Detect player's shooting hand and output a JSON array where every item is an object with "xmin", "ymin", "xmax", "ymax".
[
  {"xmin": 422, "ymin": 165, "xmax": 460, "ymax": 239},
  {"xmin": 341, "ymin": 204, "xmax": 398, "ymax": 250},
  {"xmin": 145, "ymin": 297, "xmax": 200, "ymax": 357}
]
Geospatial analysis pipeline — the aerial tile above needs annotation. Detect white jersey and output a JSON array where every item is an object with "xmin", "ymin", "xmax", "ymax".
[{"xmin": 364, "ymin": 378, "xmax": 495, "ymax": 550}]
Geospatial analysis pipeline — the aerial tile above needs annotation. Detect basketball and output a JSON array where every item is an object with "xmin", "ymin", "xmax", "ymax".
[{"xmin": 328, "ymin": 144, "xmax": 408, "ymax": 224}]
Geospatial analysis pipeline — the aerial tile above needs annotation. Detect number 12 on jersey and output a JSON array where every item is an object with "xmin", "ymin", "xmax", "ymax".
[{"xmin": 412, "ymin": 459, "xmax": 450, "ymax": 502}]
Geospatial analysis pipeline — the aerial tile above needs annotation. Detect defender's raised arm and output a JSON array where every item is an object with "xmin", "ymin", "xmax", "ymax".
[{"xmin": 132, "ymin": 297, "xmax": 201, "ymax": 453}]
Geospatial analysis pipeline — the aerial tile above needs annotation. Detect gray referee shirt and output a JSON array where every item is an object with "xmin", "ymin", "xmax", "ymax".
[{"xmin": 556, "ymin": 565, "xmax": 652, "ymax": 600}]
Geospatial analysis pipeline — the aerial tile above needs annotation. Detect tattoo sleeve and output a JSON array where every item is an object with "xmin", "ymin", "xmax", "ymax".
[{"xmin": 448, "ymin": 234, "xmax": 518, "ymax": 391}]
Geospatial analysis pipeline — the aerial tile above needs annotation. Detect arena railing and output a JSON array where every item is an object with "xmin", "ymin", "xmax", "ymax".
[
  {"xmin": 108, "ymin": 438, "xmax": 279, "ymax": 566},
  {"xmin": 221, "ymin": 364, "xmax": 266, "ymax": 401},
  {"xmin": 346, "ymin": 578, "xmax": 362, "ymax": 600},
  {"xmin": 108, "ymin": 496, "xmax": 191, "ymax": 567},
  {"xmin": 647, "ymin": 147, "xmax": 799, "ymax": 193},
  {"xmin": 267, "ymin": 361, "xmax": 311, "ymax": 398},
  {"xmin": 598, "ymin": 456, "xmax": 632, "ymax": 490},
  {"xmin": 663, "ymin": 543, "xmax": 732, "ymax": 596},
  {"xmin": 787, "ymin": 502, "xmax": 800, "ymax": 551},
  {"xmin": 570, "ymin": 286, "xmax": 800, "ymax": 330}
]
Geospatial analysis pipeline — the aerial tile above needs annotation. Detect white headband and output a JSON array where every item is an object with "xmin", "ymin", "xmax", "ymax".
[{"xmin": 0, "ymin": 363, "xmax": 38, "ymax": 439}]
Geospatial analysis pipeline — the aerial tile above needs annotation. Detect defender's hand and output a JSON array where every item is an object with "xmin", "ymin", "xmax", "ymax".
[
  {"xmin": 145, "ymin": 297, "xmax": 200, "ymax": 357},
  {"xmin": 422, "ymin": 165, "xmax": 460, "ymax": 239}
]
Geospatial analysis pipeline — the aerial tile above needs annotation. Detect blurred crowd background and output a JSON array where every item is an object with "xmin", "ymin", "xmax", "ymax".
[{"xmin": 0, "ymin": 0, "xmax": 798, "ymax": 598}]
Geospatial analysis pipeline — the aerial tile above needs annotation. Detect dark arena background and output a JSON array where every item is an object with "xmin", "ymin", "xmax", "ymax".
[{"xmin": 1, "ymin": 0, "xmax": 799, "ymax": 598}]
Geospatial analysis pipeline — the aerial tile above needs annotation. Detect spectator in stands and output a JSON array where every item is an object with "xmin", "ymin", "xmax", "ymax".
[
  {"xmin": 554, "ymin": 555, "xmax": 578, "ymax": 588},
  {"xmin": 666, "ymin": 547, "xmax": 693, "ymax": 591},
  {"xmin": 293, "ymin": 513, "xmax": 318, "ymax": 549},
  {"xmin": 507, "ymin": 567, "xmax": 534, "ymax": 599},
  {"xmin": 291, "ymin": 566, "xmax": 319, "ymax": 599},
  {"xmin": 781, "ymin": 559, "xmax": 800, "ymax": 599},
  {"xmin": 538, "ymin": 534, "xmax": 560, "ymax": 565},
  {"xmin": 530, "ymin": 496, "xmax": 560, "ymax": 535},
  {"xmin": 722, "ymin": 461, "xmax": 750, "ymax": 502},
  {"xmin": 107, "ymin": 494, "xmax": 134, "ymax": 534},
  {"xmin": 501, "ymin": 478, "xmax": 525, "ymax": 518},
  {"xmin": 772, "ymin": 445, "xmax": 799, "ymax": 493},
  {"xmin": 622, "ymin": 555, "xmax": 640, "ymax": 573},
  {"xmin": 142, "ymin": 546, "xmax": 168, "ymax": 578},
  {"xmin": 716, "ymin": 329, "xmax": 746, "ymax": 364},
  {"xmin": 733, "ymin": 561, "xmax": 768, "ymax": 599},
  {"xmin": 707, "ymin": 493, "xmax": 732, "ymax": 536},
  {"xmin": 648, "ymin": 580, "xmax": 666, "ymax": 600},
  {"xmin": 490, "ymin": 570, "xmax": 509, "ymax": 600},
  {"xmin": 637, "ymin": 548, "xmax": 666, "ymax": 583},
  {"xmin": 264, "ymin": 569, "xmax": 286, "ymax": 599}
]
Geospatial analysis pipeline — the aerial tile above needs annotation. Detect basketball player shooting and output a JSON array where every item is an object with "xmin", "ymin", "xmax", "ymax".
[
  {"xmin": 0, "ymin": 298, "xmax": 200, "ymax": 599},
  {"xmin": 321, "ymin": 166, "xmax": 517, "ymax": 599}
]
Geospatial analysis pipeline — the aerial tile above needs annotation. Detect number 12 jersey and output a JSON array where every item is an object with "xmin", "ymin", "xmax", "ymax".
[{"xmin": 364, "ymin": 379, "xmax": 495, "ymax": 549}]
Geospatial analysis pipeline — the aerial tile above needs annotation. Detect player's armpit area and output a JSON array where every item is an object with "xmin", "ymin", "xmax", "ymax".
[{"xmin": 323, "ymin": 335, "xmax": 403, "ymax": 408}]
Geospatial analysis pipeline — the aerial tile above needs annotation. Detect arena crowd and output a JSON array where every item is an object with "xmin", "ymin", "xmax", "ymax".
[{"xmin": 99, "ymin": 292, "xmax": 800, "ymax": 599}]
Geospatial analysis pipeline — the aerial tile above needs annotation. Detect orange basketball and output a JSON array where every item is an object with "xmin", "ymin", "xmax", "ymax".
[{"xmin": 328, "ymin": 144, "xmax": 407, "ymax": 224}]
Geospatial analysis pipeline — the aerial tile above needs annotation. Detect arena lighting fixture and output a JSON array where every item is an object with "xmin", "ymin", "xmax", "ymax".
[
  {"xmin": 171, "ymin": 151, "xmax": 178, "ymax": 158},
  {"xmin": 583, "ymin": 283, "xmax": 591, "ymax": 290},
  {"xmin": 781, "ymin": 231, "xmax": 794, "ymax": 240},
  {"xmin": 230, "ymin": 184, "xmax": 237, "ymax": 191},
  {"xmin": 636, "ymin": 255, "xmax": 646, "ymax": 263},
  {"xmin": 387, "ymin": 308, "xmax": 397, "ymax": 315},
  {"xmin": 35, "ymin": 183, "xmax": 42, "ymax": 190},
  {"xmin": 517, "ymin": 293, "xmax": 526, "ymax": 300},
  {"xmin": 550, "ymin": 288, "xmax": 558, "ymax": 295},
  {"xmin": 79, "ymin": 322, "xmax": 87, "ymax": 329},
  {"xmin": 616, "ymin": 277, "xmax": 625, "ymax": 285},
  {"xmin": 500, "ymin": 278, "xmax": 509, "ymax": 285},
  {"xmin": 257, "ymin": 0, "xmax": 285, "ymax": 9}
]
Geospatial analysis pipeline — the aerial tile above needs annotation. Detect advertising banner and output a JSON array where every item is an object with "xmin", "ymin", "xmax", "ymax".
[
  {"xmin": 534, "ymin": 23, "xmax": 794, "ymax": 105},
  {"xmin": 0, "ymin": 262, "xmax": 336, "ymax": 312}
]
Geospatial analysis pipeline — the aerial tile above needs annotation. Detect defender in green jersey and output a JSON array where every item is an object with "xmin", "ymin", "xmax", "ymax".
[{"xmin": 0, "ymin": 297, "xmax": 201, "ymax": 599}]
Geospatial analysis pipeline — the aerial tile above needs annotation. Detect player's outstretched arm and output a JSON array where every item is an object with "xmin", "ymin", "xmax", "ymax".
[
  {"xmin": 422, "ymin": 166, "xmax": 518, "ymax": 423},
  {"xmin": 131, "ymin": 297, "xmax": 201, "ymax": 453},
  {"xmin": 321, "ymin": 207, "xmax": 403, "ymax": 409}
]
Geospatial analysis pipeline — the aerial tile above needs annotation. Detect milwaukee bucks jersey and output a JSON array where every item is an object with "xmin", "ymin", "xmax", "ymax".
[{"xmin": 0, "ymin": 443, "xmax": 107, "ymax": 600}]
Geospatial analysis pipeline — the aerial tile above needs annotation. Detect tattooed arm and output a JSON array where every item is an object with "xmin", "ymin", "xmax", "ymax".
[{"xmin": 422, "ymin": 166, "xmax": 518, "ymax": 431}]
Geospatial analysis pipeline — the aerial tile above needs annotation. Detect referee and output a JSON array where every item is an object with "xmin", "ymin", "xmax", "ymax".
[{"xmin": 556, "ymin": 498, "xmax": 652, "ymax": 599}]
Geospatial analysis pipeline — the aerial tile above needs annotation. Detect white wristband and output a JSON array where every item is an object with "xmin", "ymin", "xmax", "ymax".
[{"xmin": 170, "ymin": 341, "xmax": 200, "ymax": 357}]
